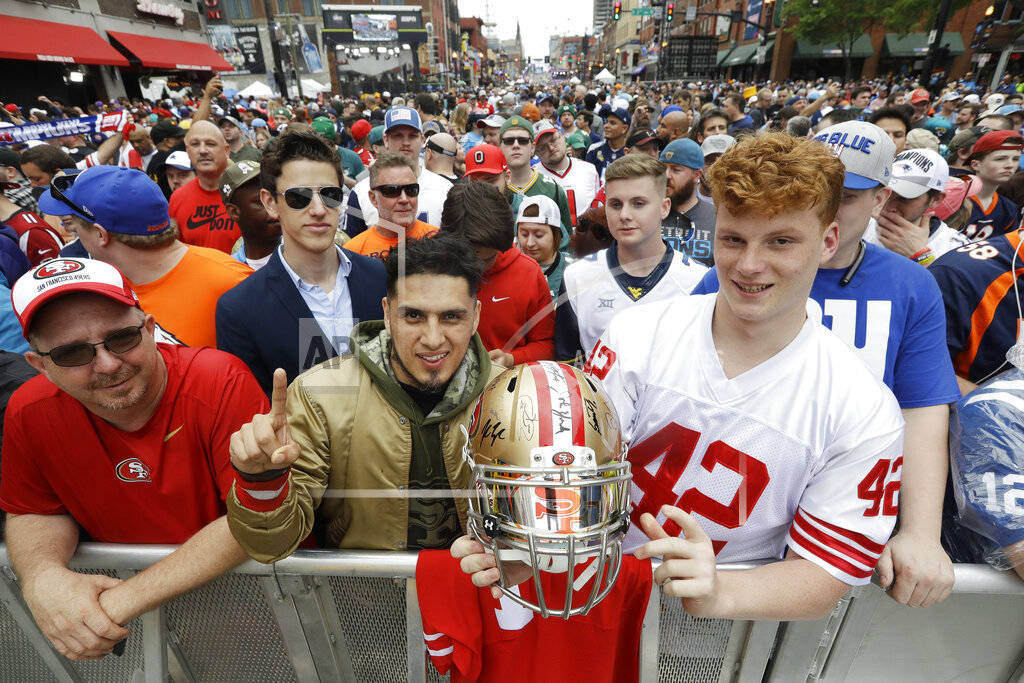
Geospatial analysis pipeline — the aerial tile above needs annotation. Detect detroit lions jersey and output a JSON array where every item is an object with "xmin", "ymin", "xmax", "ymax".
[
  {"xmin": 536, "ymin": 157, "xmax": 602, "ymax": 219},
  {"xmin": 554, "ymin": 243, "xmax": 708, "ymax": 362},
  {"xmin": 949, "ymin": 369, "xmax": 1024, "ymax": 566},
  {"xmin": 693, "ymin": 242, "xmax": 962, "ymax": 409},
  {"xmin": 588, "ymin": 293, "xmax": 904, "ymax": 585}
]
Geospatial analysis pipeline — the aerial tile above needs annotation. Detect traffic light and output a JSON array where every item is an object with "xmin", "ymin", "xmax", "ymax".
[
  {"xmin": 614, "ymin": 1, "xmax": 622, "ymax": 20},
  {"xmin": 666, "ymin": 3, "xmax": 674, "ymax": 21}
]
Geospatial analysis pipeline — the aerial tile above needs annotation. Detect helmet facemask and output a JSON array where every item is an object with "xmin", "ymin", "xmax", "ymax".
[{"xmin": 461, "ymin": 361, "xmax": 632, "ymax": 619}]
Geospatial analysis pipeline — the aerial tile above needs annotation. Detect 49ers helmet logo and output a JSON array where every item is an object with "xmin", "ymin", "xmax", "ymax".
[
  {"xmin": 34, "ymin": 259, "xmax": 84, "ymax": 279},
  {"xmin": 553, "ymin": 451, "xmax": 575, "ymax": 466},
  {"xmin": 115, "ymin": 458, "xmax": 152, "ymax": 483}
]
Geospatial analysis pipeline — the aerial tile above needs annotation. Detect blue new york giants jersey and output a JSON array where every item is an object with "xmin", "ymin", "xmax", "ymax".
[{"xmin": 692, "ymin": 242, "xmax": 961, "ymax": 408}]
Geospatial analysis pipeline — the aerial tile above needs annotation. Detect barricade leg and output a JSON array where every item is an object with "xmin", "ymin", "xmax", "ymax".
[
  {"xmin": 638, "ymin": 585, "xmax": 660, "ymax": 682},
  {"xmin": 406, "ymin": 578, "xmax": 427, "ymax": 683},
  {"xmin": 141, "ymin": 606, "xmax": 169, "ymax": 683},
  {"xmin": 0, "ymin": 569, "xmax": 81, "ymax": 683},
  {"xmin": 764, "ymin": 598, "xmax": 842, "ymax": 682}
]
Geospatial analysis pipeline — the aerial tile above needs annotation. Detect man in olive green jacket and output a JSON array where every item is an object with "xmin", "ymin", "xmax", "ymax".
[{"xmin": 226, "ymin": 234, "xmax": 502, "ymax": 562}]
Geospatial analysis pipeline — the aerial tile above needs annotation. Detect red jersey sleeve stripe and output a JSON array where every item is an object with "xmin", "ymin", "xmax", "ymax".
[
  {"xmin": 792, "ymin": 512, "xmax": 881, "ymax": 568},
  {"xmin": 788, "ymin": 527, "xmax": 873, "ymax": 580},
  {"xmin": 798, "ymin": 509, "xmax": 886, "ymax": 554},
  {"xmin": 233, "ymin": 472, "xmax": 289, "ymax": 512}
]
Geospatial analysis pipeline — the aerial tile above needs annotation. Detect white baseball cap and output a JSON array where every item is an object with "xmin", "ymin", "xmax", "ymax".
[
  {"xmin": 942, "ymin": 91, "xmax": 962, "ymax": 102},
  {"xmin": 533, "ymin": 120, "xmax": 559, "ymax": 141},
  {"xmin": 888, "ymin": 149, "xmax": 949, "ymax": 199},
  {"xmin": 963, "ymin": 93, "xmax": 981, "ymax": 105},
  {"xmin": 516, "ymin": 195, "xmax": 561, "ymax": 229},
  {"xmin": 164, "ymin": 150, "xmax": 192, "ymax": 170},
  {"xmin": 700, "ymin": 134, "xmax": 737, "ymax": 157},
  {"xmin": 813, "ymin": 120, "xmax": 896, "ymax": 189},
  {"xmin": 476, "ymin": 114, "xmax": 506, "ymax": 130},
  {"xmin": 12, "ymin": 258, "xmax": 138, "ymax": 333}
]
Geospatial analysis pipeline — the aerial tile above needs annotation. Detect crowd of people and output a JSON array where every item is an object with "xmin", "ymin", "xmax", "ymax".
[{"xmin": 0, "ymin": 69, "xmax": 1022, "ymax": 675}]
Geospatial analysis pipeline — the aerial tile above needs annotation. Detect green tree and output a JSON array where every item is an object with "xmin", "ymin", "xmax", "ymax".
[
  {"xmin": 780, "ymin": 0, "xmax": 887, "ymax": 82},
  {"xmin": 881, "ymin": 0, "xmax": 972, "ymax": 35}
]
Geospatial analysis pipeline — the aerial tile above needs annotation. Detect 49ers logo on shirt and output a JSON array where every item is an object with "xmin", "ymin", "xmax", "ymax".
[
  {"xmin": 33, "ymin": 259, "xmax": 84, "ymax": 279},
  {"xmin": 115, "ymin": 458, "xmax": 152, "ymax": 483}
]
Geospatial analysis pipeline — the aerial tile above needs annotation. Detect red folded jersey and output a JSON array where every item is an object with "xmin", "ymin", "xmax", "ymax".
[
  {"xmin": 416, "ymin": 550, "xmax": 652, "ymax": 683},
  {"xmin": 2, "ymin": 209, "xmax": 63, "ymax": 266}
]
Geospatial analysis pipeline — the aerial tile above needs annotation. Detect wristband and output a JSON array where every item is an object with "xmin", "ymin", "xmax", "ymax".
[
  {"xmin": 910, "ymin": 248, "xmax": 932, "ymax": 261},
  {"xmin": 231, "ymin": 461, "xmax": 289, "ymax": 482}
]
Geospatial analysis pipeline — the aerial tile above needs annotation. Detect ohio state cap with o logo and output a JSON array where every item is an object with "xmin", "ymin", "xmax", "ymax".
[
  {"xmin": 12, "ymin": 258, "xmax": 138, "ymax": 333},
  {"xmin": 463, "ymin": 144, "xmax": 508, "ymax": 177}
]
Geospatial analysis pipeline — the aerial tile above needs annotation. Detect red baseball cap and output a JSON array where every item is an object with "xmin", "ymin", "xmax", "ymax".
[
  {"xmin": 4, "ymin": 104, "xmax": 19, "ymax": 113},
  {"xmin": 12, "ymin": 258, "xmax": 138, "ymax": 333},
  {"xmin": 351, "ymin": 119, "xmax": 372, "ymax": 140},
  {"xmin": 464, "ymin": 144, "xmax": 508, "ymax": 176},
  {"xmin": 910, "ymin": 89, "xmax": 930, "ymax": 104},
  {"xmin": 970, "ymin": 129, "xmax": 1024, "ymax": 157}
]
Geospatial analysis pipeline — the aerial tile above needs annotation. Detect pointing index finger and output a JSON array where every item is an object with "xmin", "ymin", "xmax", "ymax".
[{"xmin": 270, "ymin": 368, "xmax": 288, "ymax": 426}]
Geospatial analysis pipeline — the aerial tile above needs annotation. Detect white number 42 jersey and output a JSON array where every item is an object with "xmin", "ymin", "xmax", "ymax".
[{"xmin": 586, "ymin": 293, "xmax": 905, "ymax": 585}]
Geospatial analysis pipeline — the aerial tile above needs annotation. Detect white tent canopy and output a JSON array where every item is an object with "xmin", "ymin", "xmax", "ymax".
[
  {"xmin": 301, "ymin": 78, "xmax": 330, "ymax": 93},
  {"xmin": 594, "ymin": 68, "xmax": 615, "ymax": 84},
  {"xmin": 569, "ymin": 76, "xmax": 581, "ymax": 85},
  {"xmin": 237, "ymin": 81, "xmax": 274, "ymax": 99}
]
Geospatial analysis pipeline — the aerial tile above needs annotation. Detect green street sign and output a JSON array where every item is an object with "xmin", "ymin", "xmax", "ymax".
[{"xmin": 632, "ymin": 7, "xmax": 655, "ymax": 15}]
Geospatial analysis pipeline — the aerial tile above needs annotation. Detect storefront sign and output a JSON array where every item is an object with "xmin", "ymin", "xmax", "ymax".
[
  {"xmin": 209, "ymin": 24, "xmax": 266, "ymax": 75},
  {"xmin": 137, "ymin": 0, "xmax": 184, "ymax": 26}
]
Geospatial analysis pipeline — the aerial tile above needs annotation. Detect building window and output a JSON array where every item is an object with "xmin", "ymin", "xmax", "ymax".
[
  {"xmin": 277, "ymin": 0, "xmax": 290, "ymax": 14},
  {"xmin": 220, "ymin": 0, "xmax": 254, "ymax": 19},
  {"xmin": 302, "ymin": 0, "xmax": 319, "ymax": 16}
]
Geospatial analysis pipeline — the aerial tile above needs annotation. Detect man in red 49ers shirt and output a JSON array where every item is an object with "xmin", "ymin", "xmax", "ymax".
[
  {"xmin": 0, "ymin": 258, "xmax": 267, "ymax": 661},
  {"xmin": 457, "ymin": 133, "xmax": 907, "ymax": 620}
]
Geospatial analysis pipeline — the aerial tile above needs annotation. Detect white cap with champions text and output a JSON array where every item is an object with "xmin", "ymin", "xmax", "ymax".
[
  {"xmin": 813, "ymin": 120, "xmax": 896, "ymax": 190},
  {"xmin": 888, "ymin": 149, "xmax": 949, "ymax": 199}
]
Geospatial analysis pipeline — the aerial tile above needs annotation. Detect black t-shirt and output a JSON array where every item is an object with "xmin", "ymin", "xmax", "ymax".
[{"xmin": 398, "ymin": 380, "xmax": 446, "ymax": 417}]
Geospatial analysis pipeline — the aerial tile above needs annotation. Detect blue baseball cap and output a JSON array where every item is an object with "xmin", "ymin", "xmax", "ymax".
[
  {"xmin": 659, "ymin": 105, "xmax": 683, "ymax": 119},
  {"xmin": 997, "ymin": 104, "xmax": 1023, "ymax": 116},
  {"xmin": 37, "ymin": 168, "xmax": 87, "ymax": 219},
  {"xmin": 606, "ymin": 107, "xmax": 631, "ymax": 127},
  {"xmin": 660, "ymin": 138, "xmax": 704, "ymax": 170},
  {"xmin": 384, "ymin": 106, "xmax": 422, "ymax": 133},
  {"xmin": 60, "ymin": 166, "xmax": 171, "ymax": 235},
  {"xmin": 250, "ymin": 117, "xmax": 268, "ymax": 128}
]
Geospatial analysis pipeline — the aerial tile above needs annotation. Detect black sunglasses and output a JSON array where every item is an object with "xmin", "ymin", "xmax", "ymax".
[
  {"xmin": 372, "ymin": 183, "xmax": 420, "ymax": 199},
  {"xmin": 35, "ymin": 323, "xmax": 145, "ymax": 367},
  {"xmin": 276, "ymin": 186, "xmax": 344, "ymax": 210},
  {"xmin": 501, "ymin": 136, "xmax": 532, "ymax": 147},
  {"xmin": 49, "ymin": 175, "xmax": 95, "ymax": 222}
]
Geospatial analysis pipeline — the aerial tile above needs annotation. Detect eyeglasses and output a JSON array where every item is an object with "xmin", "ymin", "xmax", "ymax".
[
  {"xmin": 276, "ymin": 186, "xmax": 344, "ymax": 210},
  {"xmin": 372, "ymin": 183, "xmax": 420, "ymax": 199},
  {"xmin": 35, "ymin": 323, "xmax": 146, "ymax": 367},
  {"xmin": 49, "ymin": 174, "xmax": 95, "ymax": 222},
  {"xmin": 501, "ymin": 136, "xmax": 532, "ymax": 147}
]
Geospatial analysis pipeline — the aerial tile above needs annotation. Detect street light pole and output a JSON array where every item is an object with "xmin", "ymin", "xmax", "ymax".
[
  {"xmin": 262, "ymin": 0, "xmax": 288, "ymax": 97},
  {"xmin": 920, "ymin": 0, "xmax": 953, "ymax": 89}
]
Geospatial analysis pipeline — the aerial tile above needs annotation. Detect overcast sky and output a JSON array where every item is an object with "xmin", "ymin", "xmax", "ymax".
[{"xmin": 457, "ymin": 0, "xmax": 594, "ymax": 59}]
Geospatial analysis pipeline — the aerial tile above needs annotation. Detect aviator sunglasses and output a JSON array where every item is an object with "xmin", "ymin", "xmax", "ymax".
[
  {"xmin": 35, "ymin": 323, "xmax": 146, "ymax": 367},
  {"xmin": 276, "ymin": 186, "xmax": 345, "ymax": 210}
]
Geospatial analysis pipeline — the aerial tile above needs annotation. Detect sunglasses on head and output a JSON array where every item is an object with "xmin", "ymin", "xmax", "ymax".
[
  {"xmin": 372, "ymin": 183, "xmax": 420, "ymax": 199},
  {"xmin": 276, "ymin": 186, "xmax": 344, "ymax": 210},
  {"xmin": 49, "ymin": 174, "xmax": 95, "ymax": 222},
  {"xmin": 501, "ymin": 136, "xmax": 532, "ymax": 147},
  {"xmin": 36, "ymin": 323, "xmax": 145, "ymax": 367}
]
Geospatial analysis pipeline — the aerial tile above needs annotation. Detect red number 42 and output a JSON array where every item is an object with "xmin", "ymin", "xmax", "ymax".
[
  {"xmin": 628, "ymin": 422, "xmax": 769, "ymax": 555},
  {"xmin": 857, "ymin": 457, "xmax": 901, "ymax": 517}
]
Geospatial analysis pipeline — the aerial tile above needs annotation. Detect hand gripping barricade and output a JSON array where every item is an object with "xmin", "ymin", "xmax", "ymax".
[{"xmin": 461, "ymin": 360, "xmax": 632, "ymax": 619}]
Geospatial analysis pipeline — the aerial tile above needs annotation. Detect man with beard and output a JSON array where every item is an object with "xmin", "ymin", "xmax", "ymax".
[
  {"xmin": 1, "ymin": 257, "xmax": 267, "ymax": 661},
  {"xmin": 218, "ymin": 116, "xmax": 261, "ymax": 164},
  {"xmin": 534, "ymin": 122, "xmax": 600, "ymax": 223},
  {"xmin": 660, "ymin": 139, "xmax": 716, "ymax": 267},
  {"xmin": 226, "ymin": 233, "xmax": 502, "ymax": 559},
  {"xmin": 170, "ymin": 121, "xmax": 241, "ymax": 253}
]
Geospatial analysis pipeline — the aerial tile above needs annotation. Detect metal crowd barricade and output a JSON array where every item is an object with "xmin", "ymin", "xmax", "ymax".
[{"xmin": 1, "ymin": 543, "xmax": 1022, "ymax": 682}]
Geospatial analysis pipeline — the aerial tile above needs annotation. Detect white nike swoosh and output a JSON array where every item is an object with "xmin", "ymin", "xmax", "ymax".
[{"xmin": 492, "ymin": 296, "xmax": 510, "ymax": 302}]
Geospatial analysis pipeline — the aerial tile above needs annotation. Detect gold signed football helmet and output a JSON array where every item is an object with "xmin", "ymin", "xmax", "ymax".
[{"xmin": 463, "ymin": 361, "xmax": 631, "ymax": 618}]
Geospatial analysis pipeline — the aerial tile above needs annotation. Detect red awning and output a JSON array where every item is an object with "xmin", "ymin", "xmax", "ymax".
[
  {"xmin": 0, "ymin": 14, "xmax": 129, "ymax": 66},
  {"xmin": 107, "ymin": 30, "xmax": 232, "ymax": 71}
]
